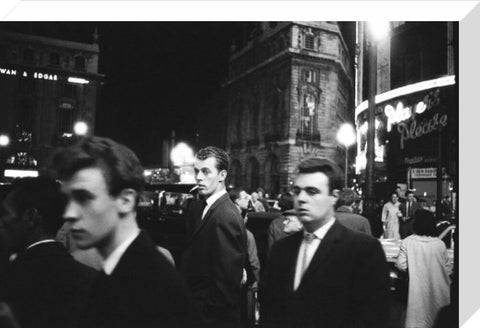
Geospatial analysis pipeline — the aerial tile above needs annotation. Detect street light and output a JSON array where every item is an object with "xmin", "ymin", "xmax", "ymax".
[
  {"xmin": 337, "ymin": 123, "xmax": 356, "ymax": 188},
  {"xmin": 170, "ymin": 142, "xmax": 195, "ymax": 183},
  {"xmin": 364, "ymin": 21, "xmax": 390, "ymax": 217},
  {"xmin": 73, "ymin": 121, "xmax": 89, "ymax": 136}
]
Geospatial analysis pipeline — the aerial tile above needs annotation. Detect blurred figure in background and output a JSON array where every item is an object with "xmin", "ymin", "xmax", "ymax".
[
  {"xmin": 0, "ymin": 176, "xmax": 97, "ymax": 328},
  {"xmin": 335, "ymin": 189, "xmax": 372, "ymax": 235},
  {"xmin": 251, "ymin": 192, "xmax": 266, "ymax": 212},
  {"xmin": 266, "ymin": 192, "xmax": 294, "ymax": 253},
  {"xmin": 382, "ymin": 191, "xmax": 402, "ymax": 240},
  {"xmin": 256, "ymin": 188, "xmax": 270, "ymax": 212},
  {"xmin": 396, "ymin": 209, "xmax": 451, "ymax": 328}
]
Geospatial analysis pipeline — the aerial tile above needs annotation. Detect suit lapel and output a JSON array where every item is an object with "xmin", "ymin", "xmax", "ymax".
[
  {"xmin": 191, "ymin": 194, "xmax": 227, "ymax": 240},
  {"xmin": 286, "ymin": 232, "xmax": 304, "ymax": 293},
  {"xmin": 297, "ymin": 222, "xmax": 343, "ymax": 289}
]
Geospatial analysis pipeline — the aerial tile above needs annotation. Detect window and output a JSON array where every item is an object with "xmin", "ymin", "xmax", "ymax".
[
  {"xmin": 304, "ymin": 34, "xmax": 315, "ymax": 50},
  {"xmin": 50, "ymin": 52, "xmax": 60, "ymax": 66},
  {"xmin": 23, "ymin": 48, "xmax": 34, "ymax": 64},
  {"xmin": 74, "ymin": 56, "xmax": 86, "ymax": 70},
  {"xmin": 302, "ymin": 69, "xmax": 317, "ymax": 83}
]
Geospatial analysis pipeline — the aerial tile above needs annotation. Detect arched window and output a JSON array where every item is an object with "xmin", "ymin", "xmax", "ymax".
[
  {"xmin": 229, "ymin": 160, "xmax": 243, "ymax": 189},
  {"xmin": 246, "ymin": 157, "xmax": 260, "ymax": 191},
  {"xmin": 264, "ymin": 155, "xmax": 280, "ymax": 196}
]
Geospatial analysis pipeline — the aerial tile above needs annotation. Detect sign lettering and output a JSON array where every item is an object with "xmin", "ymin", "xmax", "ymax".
[{"xmin": 397, "ymin": 113, "xmax": 448, "ymax": 149}]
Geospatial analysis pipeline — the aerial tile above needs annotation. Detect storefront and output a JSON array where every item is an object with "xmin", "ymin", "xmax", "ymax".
[{"xmin": 355, "ymin": 75, "xmax": 458, "ymax": 205}]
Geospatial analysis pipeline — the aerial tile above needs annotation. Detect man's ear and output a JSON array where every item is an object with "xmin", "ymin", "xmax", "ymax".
[
  {"xmin": 218, "ymin": 170, "xmax": 227, "ymax": 183},
  {"xmin": 330, "ymin": 189, "xmax": 340, "ymax": 206},
  {"xmin": 22, "ymin": 208, "xmax": 40, "ymax": 229},
  {"xmin": 116, "ymin": 189, "xmax": 138, "ymax": 215}
]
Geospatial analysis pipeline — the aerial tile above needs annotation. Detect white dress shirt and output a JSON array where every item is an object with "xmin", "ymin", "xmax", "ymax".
[
  {"xmin": 102, "ymin": 230, "xmax": 140, "ymax": 275},
  {"xmin": 202, "ymin": 189, "xmax": 227, "ymax": 220},
  {"xmin": 294, "ymin": 218, "xmax": 335, "ymax": 290}
]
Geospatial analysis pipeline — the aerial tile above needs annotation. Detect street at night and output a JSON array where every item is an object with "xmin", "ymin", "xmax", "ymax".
[{"xmin": 0, "ymin": 17, "xmax": 462, "ymax": 328}]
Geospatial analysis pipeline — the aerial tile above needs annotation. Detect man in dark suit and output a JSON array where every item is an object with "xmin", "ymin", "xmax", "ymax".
[
  {"xmin": 335, "ymin": 188, "xmax": 372, "ymax": 235},
  {"xmin": 181, "ymin": 146, "xmax": 247, "ymax": 328},
  {"xmin": 48, "ymin": 136, "xmax": 193, "ymax": 328},
  {"xmin": 262, "ymin": 158, "xmax": 390, "ymax": 328},
  {"xmin": 399, "ymin": 190, "xmax": 420, "ymax": 239},
  {"xmin": 0, "ymin": 176, "xmax": 96, "ymax": 328}
]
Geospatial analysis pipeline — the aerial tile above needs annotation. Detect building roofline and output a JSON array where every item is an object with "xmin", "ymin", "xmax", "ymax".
[{"xmin": 0, "ymin": 30, "xmax": 99, "ymax": 53}]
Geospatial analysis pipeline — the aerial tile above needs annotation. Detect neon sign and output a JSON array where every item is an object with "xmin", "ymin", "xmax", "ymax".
[
  {"xmin": 397, "ymin": 113, "xmax": 448, "ymax": 150},
  {"xmin": 1, "ymin": 66, "xmax": 58, "ymax": 81}
]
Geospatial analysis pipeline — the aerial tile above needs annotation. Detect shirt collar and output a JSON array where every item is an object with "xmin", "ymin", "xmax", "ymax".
[
  {"xmin": 306, "ymin": 217, "xmax": 336, "ymax": 240},
  {"xmin": 102, "ymin": 230, "xmax": 140, "ymax": 275},
  {"xmin": 205, "ymin": 189, "xmax": 227, "ymax": 207},
  {"xmin": 26, "ymin": 239, "xmax": 56, "ymax": 250}
]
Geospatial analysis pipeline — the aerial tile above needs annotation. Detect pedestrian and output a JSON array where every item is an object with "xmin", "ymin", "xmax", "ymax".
[
  {"xmin": 396, "ymin": 209, "xmax": 451, "ymax": 328},
  {"xmin": 382, "ymin": 191, "xmax": 402, "ymax": 240},
  {"xmin": 335, "ymin": 188, "xmax": 372, "ymax": 235},
  {"xmin": 399, "ymin": 190, "xmax": 421, "ymax": 239},
  {"xmin": 48, "ymin": 136, "xmax": 193, "ymax": 328},
  {"xmin": 256, "ymin": 187, "xmax": 270, "ymax": 212},
  {"xmin": 0, "ymin": 176, "xmax": 97, "ymax": 328},
  {"xmin": 181, "ymin": 146, "xmax": 247, "ymax": 328},
  {"xmin": 261, "ymin": 158, "xmax": 390, "ymax": 328},
  {"xmin": 251, "ymin": 192, "xmax": 266, "ymax": 212},
  {"xmin": 266, "ymin": 192, "xmax": 294, "ymax": 253}
]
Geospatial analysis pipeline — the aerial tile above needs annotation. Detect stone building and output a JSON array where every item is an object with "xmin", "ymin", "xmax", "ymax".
[
  {"xmin": 223, "ymin": 22, "xmax": 354, "ymax": 195},
  {"xmin": 0, "ymin": 29, "xmax": 103, "ymax": 180}
]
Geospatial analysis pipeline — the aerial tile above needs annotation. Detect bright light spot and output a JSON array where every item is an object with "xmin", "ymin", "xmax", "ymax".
[
  {"xmin": 4, "ymin": 169, "xmax": 39, "ymax": 178},
  {"xmin": 74, "ymin": 121, "xmax": 88, "ymax": 136},
  {"xmin": 170, "ymin": 142, "xmax": 194, "ymax": 166},
  {"xmin": 0, "ymin": 134, "xmax": 10, "ymax": 147},
  {"xmin": 336, "ymin": 123, "xmax": 356, "ymax": 148},
  {"xmin": 369, "ymin": 21, "xmax": 390, "ymax": 41},
  {"xmin": 68, "ymin": 77, "xmax": 89, "ymax": 84}
]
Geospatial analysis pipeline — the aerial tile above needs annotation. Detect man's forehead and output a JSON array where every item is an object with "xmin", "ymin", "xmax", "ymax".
[
  {"xmin": 61, "ymin": 167, "xmax": 107, "ymax": 190},
  {"xmin": 194, "ymin": 157, "xmax": 217, "ymax": 169},
  {"xmin": 294, "ymin": 172, "xmax": 329, "ymax": 187}
]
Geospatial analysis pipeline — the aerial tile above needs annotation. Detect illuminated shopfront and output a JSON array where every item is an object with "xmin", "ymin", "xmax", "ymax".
[{"xmin": 355, "ymin": 75, "xmax": 457, "ymax": 203}]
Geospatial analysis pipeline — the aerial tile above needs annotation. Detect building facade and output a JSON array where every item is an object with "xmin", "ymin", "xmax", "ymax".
[
  {"xmin": 355, "ymin": 22, "xmax": 458, "ymax": 205},
  {"xmin": 223, "ymin": 22, "xmax": 354, "ymax": 195},
  {"xmin": 0, "ymin": 30, "xmax": 104, "ymax": 180}
]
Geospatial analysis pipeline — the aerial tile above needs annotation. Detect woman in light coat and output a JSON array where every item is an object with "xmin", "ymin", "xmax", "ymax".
[
  {"xmin": 382, "ymin": 191, "xmax": 402, "ymax": 240},
  {"xmin": 396, "ymin": 209, "xmax": 451, "ymax": 328}
]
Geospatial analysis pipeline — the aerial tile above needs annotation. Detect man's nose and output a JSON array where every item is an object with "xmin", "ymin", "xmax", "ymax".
[{"xmin": 63, "ymin": 201, "xmax": 79, "ymax": 222}]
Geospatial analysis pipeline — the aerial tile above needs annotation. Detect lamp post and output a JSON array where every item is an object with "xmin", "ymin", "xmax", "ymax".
[
  {"xmin": 0, "ymin": 134, "xmax": 10, "ymax": 182},
  {"xmin": 364, "ymin": 21, "xmax": 390, "ymax": 217},
  {"xmin": 337, "ymin": 123, "xmax": 356, "ymax": 188}
]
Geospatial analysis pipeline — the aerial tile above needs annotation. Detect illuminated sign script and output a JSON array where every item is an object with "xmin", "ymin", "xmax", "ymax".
[{"xmin": 1, "ymin": 67, "xmax": 58, "ymax": 81}]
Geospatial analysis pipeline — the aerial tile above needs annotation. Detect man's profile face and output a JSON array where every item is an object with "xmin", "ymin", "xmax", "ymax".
[
  {"xmin": 293, "ymin": 172, "xmax": 336, "ymax": 228},
  {"xmin": 283, "ymin": 215, "xmax": 303, "ymax": 234},
  {"xmin": 194, "ymin": 157, "xmax": 225, "ymax": 198},
  {"xmin": 61, "ymin": 167, "xmax": 120, "ymax": 251}
]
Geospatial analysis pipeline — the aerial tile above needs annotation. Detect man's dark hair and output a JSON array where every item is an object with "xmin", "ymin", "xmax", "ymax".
[
  {"xmin": 412, "ymin": 209, "xmax": 438, "ymax": 237},
  {"xmin": 277, "ymin": 192, "xmax": 294, "ymax": 211},
  {"xmin": 195, "ymin": 146, "xmax": 230, "ymax": 172},
  {"xmin": 8, "ymin": 177, "xmax": 67, "ymax": 235},
  {"xmin": 297, "ymin": 158, "xmax": 343, "ymax": 193},
  {"xmin": 228, "ymin": 188, "xmax": 242, "ymax": 203},
  {"xmin": 406, "ymin": 190, "xmax": 415, "ymax": 197},
  {"xmin": 47, "ymin": 136, "xmax": 144, "ymax": 197},
  {"xmin": 338, "ymin": 188, "xmax": 356, "ymax": 207}
]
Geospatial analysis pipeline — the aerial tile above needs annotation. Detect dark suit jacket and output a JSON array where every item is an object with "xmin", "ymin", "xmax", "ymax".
[
  {"xmin": 181, "ymin": 193, "xmax": 247, "ymax": 326},
  {"xmin": 335, "ymin": 206, "xmax": 372, "ymax": 235},
  {"xmin": 262, "ymin": 221, "xmax": 390, "ymax": 328},
  {"xmin": 85, "ymin": 231, "xmax": 193, "ymax": 328},
  {"xmin": 1, "ymin": 241, "xmax": 97, "ymax": 328},
  {"xmin": 399, "ymin": 201, "xmax": 421, "ymax": 238}
]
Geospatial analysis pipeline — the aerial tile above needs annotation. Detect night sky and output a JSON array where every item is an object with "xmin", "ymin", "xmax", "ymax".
[{"xmin": 1, "ymin": 22, "xmax": 354, "ymax": 166}]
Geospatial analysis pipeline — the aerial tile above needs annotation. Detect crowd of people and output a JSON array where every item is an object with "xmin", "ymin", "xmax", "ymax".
[{"xmin": 0, "ymin": 136, "xmax": 455, "ymax": 328}]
